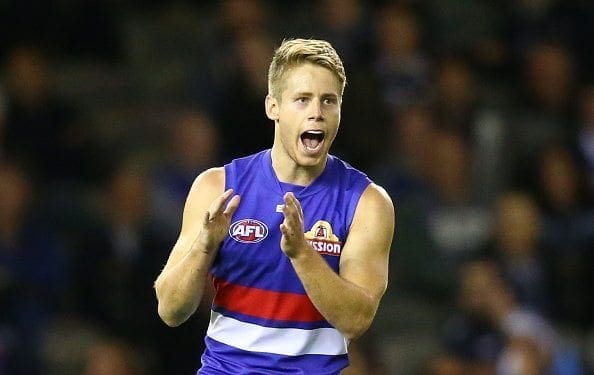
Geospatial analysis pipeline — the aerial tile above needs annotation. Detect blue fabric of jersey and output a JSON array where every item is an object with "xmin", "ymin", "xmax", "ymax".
[{"xmin": 199, "ymin": 149, "xmax": 371, "ymax": 374}]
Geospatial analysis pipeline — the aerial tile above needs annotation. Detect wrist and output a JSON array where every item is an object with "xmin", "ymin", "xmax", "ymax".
[
  {"xmin": 192, "ymin": 235, "xmax": 219, "ymax": 255},
  {"xmin": 287, "ymin": 243, "xmax": 314, "ymax": 262}
]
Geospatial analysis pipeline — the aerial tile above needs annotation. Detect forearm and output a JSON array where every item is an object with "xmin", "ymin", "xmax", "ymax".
[
  {"xmin": 155, "ymin": 243, "xmax": 216, "ymax": 327},
  {"xmin": 289, "ymin": 246, "xmax": 377, "ymax": 340}
]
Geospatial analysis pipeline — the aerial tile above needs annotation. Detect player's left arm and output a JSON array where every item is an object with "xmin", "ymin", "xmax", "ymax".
[{"xmin": 281, "ymin": 183, "xmax": 395, "ymax": 340}]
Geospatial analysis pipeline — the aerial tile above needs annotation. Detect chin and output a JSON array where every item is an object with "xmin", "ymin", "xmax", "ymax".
[{"xmin": 296, "ymin": 154, "xmax": 327, "ymax": 168}]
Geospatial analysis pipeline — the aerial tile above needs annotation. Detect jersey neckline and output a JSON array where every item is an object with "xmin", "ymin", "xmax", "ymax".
[{"xmin": 261, "ymin": 149, "xmax": 335, "ymax": 198}]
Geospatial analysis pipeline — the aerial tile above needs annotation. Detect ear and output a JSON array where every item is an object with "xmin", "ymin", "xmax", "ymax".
[{"xmin": 265, "ymin": 94, "xmax": 279, "ymax": 121}]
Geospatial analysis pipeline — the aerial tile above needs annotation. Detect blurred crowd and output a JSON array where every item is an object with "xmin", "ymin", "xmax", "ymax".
[{"xmin": 0, "ymin": 1, "xmax": 593, "ymax": 374}]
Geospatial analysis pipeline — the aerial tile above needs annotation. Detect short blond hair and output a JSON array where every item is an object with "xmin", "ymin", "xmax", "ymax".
[{"xmin": 268, "ymin": 38, "xmax": 346, "ymax": 100}]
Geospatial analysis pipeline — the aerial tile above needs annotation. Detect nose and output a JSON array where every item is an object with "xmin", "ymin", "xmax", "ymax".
[{"xmin": 308, "ymin": 100, "xmax": 324, "ymax": 121}]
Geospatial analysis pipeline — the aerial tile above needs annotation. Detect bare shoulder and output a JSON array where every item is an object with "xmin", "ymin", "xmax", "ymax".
[
  {"xmin": 339, "ymin": 182, "xmax": 394, "ymax": 297},
  {"xmin": 179, "ymin": 167, "xmax": 226, "ymax": 236},
  {"xmin": 190, "ymin": 167, "xmax": 225, "ymax": 195},
  {"xmin": 357, "ymin": 183, "xmax": 395, "ymax": 223},
  {"xmin": 183, "ymin": 167, "xmax": 226, "ymax": 221},
  {"xmin": 344, "ymin": 182, "xmax": 395, "ymax": 255}
]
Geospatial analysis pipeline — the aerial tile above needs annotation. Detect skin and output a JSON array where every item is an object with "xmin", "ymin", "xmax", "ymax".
[{"xmin": 155, "ymin": 62, "xmax": 395, "ymax": 341}]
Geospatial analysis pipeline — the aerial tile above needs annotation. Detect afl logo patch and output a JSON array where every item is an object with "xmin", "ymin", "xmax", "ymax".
[{"xmin": 229, "ymin": 219, "xmax": 269, "ymax": 243}]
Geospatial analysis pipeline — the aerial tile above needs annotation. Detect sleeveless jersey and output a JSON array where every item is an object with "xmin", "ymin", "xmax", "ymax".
[{"xmin": 199, "ymin": 150, "xmax": 371, "ymax": 375}]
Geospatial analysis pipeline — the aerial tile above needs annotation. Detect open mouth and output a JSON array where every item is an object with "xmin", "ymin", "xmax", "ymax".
[{"xmin": 300, "ymin": 130, "xmax": 325, "ymax": 151}]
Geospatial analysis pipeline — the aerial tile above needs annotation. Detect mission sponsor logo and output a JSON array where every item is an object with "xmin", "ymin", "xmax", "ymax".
[
  {"xmin": 305, "ymin": 220, "xmax": 342, "ymax": 256},
  {"xmin": 229, "ymin": 219, "xmax": 269, "ymax": 243}
]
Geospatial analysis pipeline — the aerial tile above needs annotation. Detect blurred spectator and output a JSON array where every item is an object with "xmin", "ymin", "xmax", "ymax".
[
  {"xmin": 310, "ymin": 0, "xmax": 374, "ymax": 70},
  {"xmin": 506, "ymin": 1, "xmax": 594, "ymax": 79},
  {"xmin": 372, "ymin": 3, "xmax": 430, "ymax": 110},
  {"xmin": 72, "ymin": 155, "xmax": 207, "ymax": 374},
  {"xmin": 211, "ymin": 31, "xmax": 276, "ymax": 161},
  {"xmin": 533, "ymin": 143, "xmax": 594, "ymax": 329},
  {"xmin": 508, "ymin": 42, "xmax": 578, "ymax": 185},
  {"xmin": 425, "ymin": 0, "xmax": 511, "ymax": 87},
  {"xmin": 372, "ymin": 103, "xmax": 443, "ymax": 297},
  {"xmin": 1, "ymin": 44, "xmax": 100, "ymax": 187},
  {"xmin": 534, "ymin": 141, "xmax": 593, "ymax": 217},
  {"xmin": 431, "ymin": 53, "xmax": 511, "ymax": 204},
  {"xmin": 0, "ymin": 160, "xmax": 69, "ymax": 374},
  {"xmin": 430, "ymin": 259, "xmax": 584, "ymax": 375},
  {"xmin": 150, "ymin": 110, "xmax": 221, "ymax": 239},
  {"xmin": 484, "ymin": 191, "xmax": 551, "ymax": 316},
  {"xmin": 426, "ymin": 130, "xmax": 492, "ymax": 278},
  {"xmin": 2, "ymin": 44, "xmax": 73, "ymax": 183},
  {"xmin": 429, "ymin": 260, "xmax": 505, "ymax": 375},
  {"xmin": 368, "ymin": 103, "xmax": 445, "ymax": 374},
  {"xmin": 374, "ymin": 103, "xmax": 437, "ymax": 203},
  {"xmin": 480, "ymin": 260, "xmax": 584, "ymax": 375},
  {"xmin": 201, "ymin": 0, "xmax": 275, "ymax": 126},
  {"xmin": 67, "ymin": 157, "xmax": 162, "ymax": 368},
  {"xmin": 433, "ymin": 54, "xmax": 481, "ymax": 137},
  {"xmin": 203, "ymin": 0, "xmax": 273, "ymax": 88},
  {"xmin": 40, "ymin": 318, "xmax": 149, "ymax": 375},
  {"xmin": 84, "ymin": 336, "xmax": 146, "ymax": 375},
  {"xmin": 217, "ymin": 0, "xmax": 271, "ymax": 38},
  {"xmin": 424, "ymin": 0, "xmax": 504, "ymax": 59}
]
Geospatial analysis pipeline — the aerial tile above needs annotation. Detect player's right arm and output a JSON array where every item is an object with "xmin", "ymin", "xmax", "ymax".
[{"xmin": 154, "ymin": 167, "xmax": 240, "ymax": 327}]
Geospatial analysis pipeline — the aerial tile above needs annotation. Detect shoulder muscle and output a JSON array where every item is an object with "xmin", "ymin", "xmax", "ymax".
[
  {"xmin": 179, "ymin": 167, "xmax": 225, "ymax": 239},
  {"xmin": 339, "ymin": 183, "xmax": 395, "ymax": 299},
  {"xmin": 164, "ymin": 167, "xmax": 225, "ymax": 269}
]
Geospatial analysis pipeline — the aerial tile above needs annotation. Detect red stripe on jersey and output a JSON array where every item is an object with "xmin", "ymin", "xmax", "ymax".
[{"xmin": 212, "ymin": 277, "xmax": 325, "ymax": 322}]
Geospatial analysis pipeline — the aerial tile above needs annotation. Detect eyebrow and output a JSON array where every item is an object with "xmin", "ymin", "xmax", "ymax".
[
  {"xmin": 321, "ymin": 93, "xmax": 339, "ymax": 99},
  {"xmin": 292, "ymin": 91, "xmax": 339, "ymax": 98}
]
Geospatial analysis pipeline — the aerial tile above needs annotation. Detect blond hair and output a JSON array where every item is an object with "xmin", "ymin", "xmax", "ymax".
[{"xmin": 268, "ymin": 38, "xmax": 346, "ymax": 100}]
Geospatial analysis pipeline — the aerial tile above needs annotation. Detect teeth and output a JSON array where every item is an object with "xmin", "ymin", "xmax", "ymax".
[{"xmin": 301, "ymin": 130, "xmax": 324, "ymax": 152}]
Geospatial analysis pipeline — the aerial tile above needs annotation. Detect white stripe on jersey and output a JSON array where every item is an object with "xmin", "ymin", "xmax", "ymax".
[{"xmin": 206, "ymin": 311, "xmax": 348, "ymax": 356}]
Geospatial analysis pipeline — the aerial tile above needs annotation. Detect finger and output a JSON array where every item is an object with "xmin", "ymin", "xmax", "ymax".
[
  {"xmin": 223, "ymin": 194, "xmax": 241, "ymax": 216},
  {"xmin": 210, "ymin": 189, "xmax": 234, "ymax": 217},
  {"xmin": 284, "ymin": 192, "xmax": 295, "ymax": 204},
  {"xmin": 280, "ymin": 222, "xmax": 295, "ymax": 238},
  {"xmin": 283, "ymin": 193, "xmax": 304, "ymax": 225},
  {"xmin": 282, "ymin": 198, "xmax": 298, "ymax": 223},
  {"xmin": 283, "ymin": 193, "xmax": 298, "ymax": 214},
  {"xmin": 292, "ymin": 195, "xmax": 304, "ymax": 222},
  {"xmin": 280, "ymin": 223, "xmax": 289, "ymax": 236},
  {"xmin": 282, "ymin": 207, "xmax": 301, "ymax": 237},
  {"xmin": 285, "ymin": 193, "xmax": 303, "ymax": 216}
]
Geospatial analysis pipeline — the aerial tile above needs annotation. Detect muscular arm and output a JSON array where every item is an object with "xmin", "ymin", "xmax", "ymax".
[
  {"xmin": 154, "ymin": 168, "xmax": 239, "ymax": 327},
  {"xmin": 280, "ymin": 184, "xmax": 394, "ymax": 340}
]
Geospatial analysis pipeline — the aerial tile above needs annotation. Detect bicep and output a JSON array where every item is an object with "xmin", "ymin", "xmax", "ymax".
[
  {"xmin": 339, "ymin": 184, "xmax": 395, "ymax": 302},
  {"xmin": 161, "ymin": 168, "xmax": 225, "ymax": 271}
]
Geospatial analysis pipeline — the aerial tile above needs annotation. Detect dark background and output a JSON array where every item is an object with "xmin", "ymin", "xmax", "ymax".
[{"xmin": 0, "ymin": 1, "xmax": 593, "ymax": 374}]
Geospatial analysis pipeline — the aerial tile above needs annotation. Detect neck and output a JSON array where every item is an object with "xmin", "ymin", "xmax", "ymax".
[{"xmin": 270, "ymin": 143, "xmax": 327, "ymax": 186}]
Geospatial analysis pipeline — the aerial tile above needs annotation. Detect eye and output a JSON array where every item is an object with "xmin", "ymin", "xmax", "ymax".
[
  {"xmin": 296, "ymin": 97, "xmax": 309, "ymax": 103},
  {"xmin": 323, "ymin": 97, "xmax": 337, "ymax": 105}
]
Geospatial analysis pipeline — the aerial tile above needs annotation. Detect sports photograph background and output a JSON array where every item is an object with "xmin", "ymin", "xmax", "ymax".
[{"xmin": 0, "ymin": 1, "xmax": 593, "ymax": 374}]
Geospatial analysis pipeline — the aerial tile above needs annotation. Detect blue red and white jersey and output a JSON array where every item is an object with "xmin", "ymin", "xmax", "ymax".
[{"xmin": 199, "ymin": 150, "xmax": 371, "ymax": 375}]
